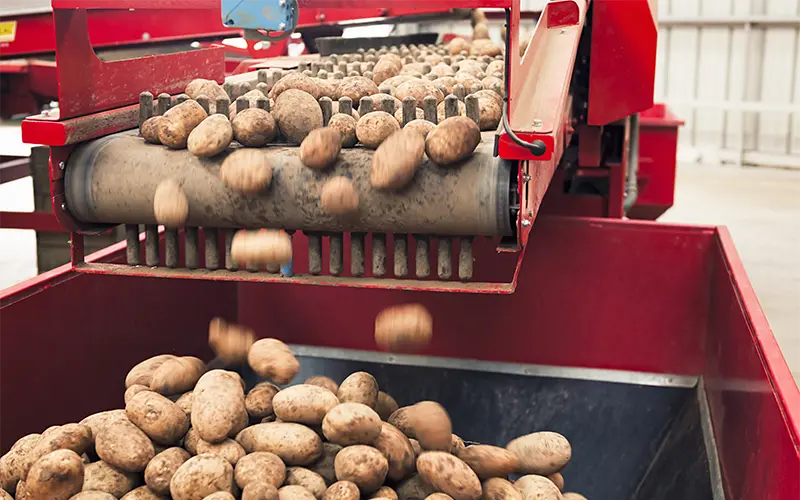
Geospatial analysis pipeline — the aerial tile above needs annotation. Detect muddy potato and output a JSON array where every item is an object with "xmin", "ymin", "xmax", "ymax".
[
  {"xmin": 305, "ymin": 376, "xmax": 339, "ymax": 394},
  {"xmin": 183, "ymin": 428, "xmax": 201, "ymax": 455},
  {"xmin": 447, "ymin": 37, "xmax": 470, "ymax": 55},
  {"xmin": 430, "ymin": 63, "xmax": 455, "ymax": 78},
  {"xmin": 203, "ymin": 493, "xmax": 235, "ymax": 500},
  {"xmin": 481, "ymin": 478, "xmax": 522, "ymax": 500},
  {"xmin": 126, "ymin": 355, "xmax": 176, "ymax": 388},
  {"xmin": 169, "ymin": 454, "xmax": 234, "ymax": 500},
  {"xmin": 233, "ymin": 451, "xmax": 285, "ymax": 490},
  {"xmin": 381, "ymin": 75, "xmax": 419, "ymax": 95},
  {"xmin": 314, "ymin": 78, "xmax": 340, "ymax": 100},
  {"xmin": 396, "ymin": 474, "xmax": 436, "ymax": 500},
  {"xmin": 125, "ymin": 384, "xmax": 150, "ymax": 405},
  {"xmin": 425, "ymin": 116, "xmax": 481, "ymax": 167},
  {"xmin": 121, "ymin": 485, "xmax": 170, "ymax": 499},
  {"xmin": 141, "ymin": 116, "xmax": 163, "ymax": 144},
  {"xmin": 320, "ymin": 176, "xmax": 359, "ymax": 215},
  {"xmin": 426, "ymin": 495, "xmax": 454, "ymax": 500},
  {"xmin": 394, "ymin": 107, "xmax": 424, "ymax": 125},
  {"xmin": 188, "ymin": 114, "xmax": 232, "ymax": 157},
  {"xmin": 25, "ymin": 449, "xmax": 84, "ymax": 500},
  {"xmin": 300, "ymin": 127, "xmax": 342, "ymax": 170},
  {"xmin": 186, "ymin": 79, "xmax": 228, "ymax": 101},
  {"xmin": 453, "ymin": 72, "xmax": 482, "ymax": 94},
  {"xmin": 209, "ymin": 317, "xmax": 255, "ymax": 365},
  {"xmin": 403, "ymin": 119, "xmax": 436, "ymax": 139},
  {"xmin": 71, "ymin": 492, "xmax": 116, "ymax": 500},
  {"xmin": 280, "ymin": 485, "xmax": 317, "ymax": 500},
  {"xmin": 232, "ymin": 230, "xmax": 293, "ymax": 268},
  {"xmin": 175, "ymin": 392, "xmax": 194, "ymax": 416},
  {"xmin": 20, "ymin": 424, "xmax": 92, "ymax": 480},
  {"xmin": 246, "ymin": 382, "xmax": 281, "ymax": 420},
  {"xmin": 356, "ymin": 111, "xmax": 400, "ymax": 149},
  {"xmin": 457, "ymin": 445, "xmax": 518, "ymax": 480},
  {"xmin": 271, "ymin": 73, "xmax": 321, "ymax": 100},
  {"xmin": 375, "ymin": 392, "xmax": 399, "ymax": 421},
  {"xmin": 248, "ymin": 338, "xmax": 299, "ymax": 384},
  {"xmin": 416, "ymin": 452, "xmax": 481, "ymax": 500},
  {"xmin": 229, "ymin": 89, "xmax": 271, "ymax": 119},
  {"xmin": 192, "ymin": 370, "xmax": 247, "ymax": 444},
  {"xmin": 471, "ymin": 39, "xmax": 502, "ymax": 57},
  {"xmin": 95, "ymin": 420, "xmax": 154, "ymax": 473},
  {"xmin": 144, "ymin": 447, "xmax": 190, "ymax": 495},
  {"xmin": 395, "ymin": 80, "xmax": 444, "ymax": 108},
  {"xmin": 152, "ymin": 179, "xmax": 189, "ymax": 228},
  {"xmin": 451, "ymin": 435, "xmax": 466, "ymax": 454},
  {"xmin": 486, "ymin": 60, "xmax": 504, "ymax": 77},
  {"xmin": 374, "ymin": 303, "xmax": 432, "ymax": 352},
  {"xmin": 286, "ymin": 468, "xmax": 327, "ymax": 499},
  {"xmin": 436, "ymin": 100, "xmax": 466, "ymax": 123},
  {"xmin": 130, "ymin": 390, "xmax": 190, "ymax": 444},
  {"xmin": 506, "ymin": 432, "xmax": 571, "ymax": 476},
  {"xmin": 514, "ymin": 475, "xmax": 560, "ymax": 500},
  {"xmin": 474, "ymin": 94, "xmax": 502, "ymax": 131},
  {"xmin": 232, "ymin": 108, "xmax": 277, "ymax": 147},
  {"xmin": 373, "ymin": 423, "xmax": 415, "ymax": 482},
  {"xmin": 387, "ymin": 407, "xmax": 415, "ymax": 438},
  {"xmin": 337, "ymin": 77, "xmax": 380, "ymax": 105},
  {"xmin": 327, "ymin": 113, "xmax": 358, "ymax": 148},
  {"xmin": 370, "ymin": 129, "xmax": 424, "ymax": 190},
  {"xmin": 236, "ymin": 423, "xmax": 322, "ymax": 466},
  {"xmin": 157, "ymin": 100, "xmax": 207, "ymax": 149},
  {"xmin": 432, "ymin": 77, "xmax": 457, "ymax": 96},
  {"xmin": 365, "ymin": 93, "xmax": 402, "ymax": 111},
  {"xmin": 401, "ymin": 63, "xmax": 429, "ymax": 75},
  {"xmin": 243, "ymin": 482, "xmax": 279, "ymax": 500},
  {"xmin": 83, "ymin": 460, "xmax": 140, "ymax": 498},
  {"xmin": 273, "ymin": 385, "xmax": 340, "ymax": 425},
  {"xmin": 322, "ymin": 403, "xmax": 382, "ymax": 446},
  {"xmin": 310, "ymin": 443, "xmax": 342, "ymax": 485},
  {"xmin": 333, "ymin": 445, "xmax": 388, "ymax": 494},
  {"xmin": 0, "ymin": 433, "xmax": 41, "ymax": 494},
  {"xmin": 220, "ymin": 149, "xmax": 272, "ymax": 195},
  {"xmin": 481, "ymin": 76, "xmax": 503, "ymax": 96},
  {"xmin": 324, "ymin": 481, "xmax": 360, "ymax": 500},
  {"xmin": 373, "ymin": 56, "xmax": 402, "ymax": 85},
  {"xmin": 410, "ymin": 402, "xmax": 451, "ymax": 451},
  {"xmin": 337, "ymin": 372, "xmax": 379, "ymax": 409},
  {"xmin": 195, "ymin": 438, "xmax": 246, "ymax": 466},
  {"xmin": 274, "ymin": 89, "xmax": 323, "ymax": 145},
  {"xmin": 372, "ymin": 486, "xmax": 398, "ymax": 500},
  {"xmin": 546, "ymin": 473, "xmax": 563, "ymax": 492},
  {"xmin": 561, "ymin": 494, "xmax": 586, "ymax": 500}
]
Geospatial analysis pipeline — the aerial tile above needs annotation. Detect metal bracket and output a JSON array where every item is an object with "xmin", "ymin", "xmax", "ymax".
[{"xmin": 221, "ymin": 0, "xmax": 299, "ymax": 41}]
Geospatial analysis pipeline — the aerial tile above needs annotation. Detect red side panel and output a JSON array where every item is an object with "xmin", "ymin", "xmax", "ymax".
[{"xmin": 587, "ymin": 0, "xmax": 657, "ymax": 125}]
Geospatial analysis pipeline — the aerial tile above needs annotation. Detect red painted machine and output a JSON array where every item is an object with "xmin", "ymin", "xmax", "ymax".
[{"xmin": 2, "ymin": 1, "xmax": 798, "ymax": 499}]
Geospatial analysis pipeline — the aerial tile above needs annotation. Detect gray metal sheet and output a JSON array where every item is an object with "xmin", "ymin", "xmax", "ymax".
[{"xmin": 0, "ymin": 0, "xmax": 51, "ymax": 18}]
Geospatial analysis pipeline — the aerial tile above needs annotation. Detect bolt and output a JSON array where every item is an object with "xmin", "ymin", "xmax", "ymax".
[
  {"xmin": 522, "ymin": 174, "xmax": 532, "ymax": 182},
  {"xmin": 58, "ymin": 161, "xmax": 65, "ymax": 171},
  {"xmin": 318, "ymin": 13, "xmax": 326, "ymax": 21},
  {"xmin": 60, "ymin": 202, "xmax": 67, "ymax": 211},
  {"xmin": 533, "ymin": 119, "xmax": 543, "ymax": 128},
  {"xmin": 278, "ymin": 22, "xmax": 286, "ymax": 31},
  {"xmin": 560, "ymin": 28, "xmax": 566, "ymax": 34},
  {"xmin": 521, "ymin": 220, "xmax": 531, "ymax": 227}
]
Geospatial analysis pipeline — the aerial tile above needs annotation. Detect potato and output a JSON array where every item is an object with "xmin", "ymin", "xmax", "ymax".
[
  {"xmin": 375, "ymin": 392, "xmax": 399, "ymax": 421},
  {"xmin": 324, "ymin": 481, "xmax": 360, "ymax": 500},
  {"xmin": 365, "ymin": 93, "xmax": 402, "ymax": 111},
  {"xmin": 561, "ymin": 494, "xmax": 586, "ymax": 500},
  {"xmin": 513, "ymin": 475, "xmax": 560, "ymax": 500},
  {"xmin": 431, "ymin": 77, "xmax": 457, "ymax": 97},
  {"xmin": 337, "ymin": 77, "xmax": 380, "ymax": 106},
  {"xmin": 195, "ymin": 438, "xmax": 246, "ymax": 466},
  {"xmin": 83, "ymin": 460, "xmax": 140, "ymax": 498},
  {"xmin": 473, "ymin": 89, "xmax": 502, "ymax": 107},
  {"xmin": 273, "ymin": 385, "xmax": 340, "ymax": 425},
  {"xmin": 436, "ymin": 100, "xmax": 466, "ymax": 123},
  {"xmin": 186, "ymin": 79, "xmax": 228, "ymax": 101},
  {"xmin": 20, "ymin": 424, "xmax": 92, "ymax": 480},
  {"xmin": 271, "ymin": 73, "xmax": 321, "ymax": 100},
  {"xmin": 327, "ymin": 113, "xmax": 358, "ymax": 148},
  {"xmin": 183, "ymin": 428, "xmax": 201, "ymax": 455},
  {"xmin": 447, "ymin": 37, "xmax": 470, "ymax": 55},
  {"xmin": 373, "ymin": 56, "xmax": 402, "ymax": 85},
  {"xmin": 305, "ymin": 376, "xmax": 339, "ymax": 394},
  {"xmin": 394, "ymin": 107, "xmax": 424, "ymax": 125},
  {"xmin": 248, "ymin": 338, "xmax": 299, "ymax": 383},
  {"xmin": 314, "ymin": 78, "xmax": 340, "ymax": 100},
  {"xmin": 25, "ymin": 449, "xmax": 84, "ymax": 500},
  {"xmin": 169, "ymin": 454, "xmax": 234, "ymax": 500},
  {"xmin": 187, "ymin": 114, "xmax": 232, "ymax": 157},
  {"xmin": 309, "ymin": 443, "xmax": 341, "ymax": 485},
  {"xmin": 371, "ymin": 486, "xmax": 398, "ymax": 500},
  {"xmin": 0, "ymin": 433, "xmax": 41, "ymax": 494},
  {"xmin": 396, "ymin": 474, "xmax": 435, "ymax": 500},
  {"xmin": 245, "ymin": 382, "xmax": 281, "ymax": 420},
  {"xmin": 482, "ymin": 478, "xmax": 523, "ymax": 500},
  {"xmin": 220, "ymin": 149, "xmax": 272, "ymax": 195},
  {"xmin": 152, "ymin": 178, "xmax": 189, "ymax": 227},
  {"xmin": 486, "ymin": 60, "xmax": 504, "ymax": 76},
  {"xmin": 319, "ymin": 176, "xmax": 359, "ymax": 215},
  {"xmin": 471, "ymin": 40, "xmax": 502, "ymax": 57},
  {"xmin": 229, "ymin": 89, "xmax": 271, "ymax": 119},
  {"xmin": 151, "ymin": 356, "xmax": 204, "ymax": 396},
  {"xmin": 374, "ymin": 303, "xmax": 432, "ymax": 352},
  {"xmin": 243, "ymin": 482, "xmax": 279, "ymax": 500},
  {"xmin": 380, "ymin": 75, "xmax": 419, "ymax": 95},
  {"xmin": 203, "ymin": 492, "xmax": 235, "ymax": 500},
  {"xmin": 95, "ymin": 420, "xmax": 154, "ymax": 473},
  {"xmin": 387, "ymin": 407, "xmax": 415, "ymax": 438},
  {"xmin": 425, "ymin": 117, "xmax": 481, "ymax": 166},
  {"xmin": 71, "ymin": 492, "xmax": 117, "ymax": 500},
  {"xmin": 546, "ymin": 473, "xmax": 563, "ymax": 492},
  {"xmin": 506, "ymin": 432, "xmax": 571, "ymax": 476},
  {"xmin": 121, "ymin": 485, "xmax": 170, "ymax": 499},
  {"xmin": 175, "ymin": 392, "xmax": 194, "ymax": 416},
  {"xmin": 144, "ymin": 447, "xmax": 191, "ymax": 495},
  {"xmin": 455, "ymin": 61, "xmax": 484, "ymax": 78},
  {"xmin": 410, "ymin": 402, "xmax": 451, "ymax": 451},
  {"xmin": 453, "ymin": 72, "xmax": 482, "ymax": 94},
  {"xmin": 402, "ymin": 119, "xmax": 436, "ymax": 139},
  {"xmin": 373, "ymin": 423, "xmax": 415, "ymax": 482},
  {"xmin": 192, "ymin": 370, "xmax": 247, "ymax": 444},
  {"xmin": 126, "ymin": 355, "xmax": 177, "ymax": 388},
  {"xmin": 356, "ymin": 111, "xmax": 400, "ymax": 149},
  {"xmin": 231, "ymin": 229, "xmax": 293, "ymax": 268},
  {"xmin": 126, "ymin": 390, "xmax": 189, "ymax": 445},
  {"xmin": 331, "ymin": 102, "xmax": 360, "ymax": 119},
  {"xmin": 395, "ymin": 81, "xmax": 444, "ymax": 108},
  {"xmin": 236, "ymin": 423, "xmax": 322, "ymax": 466},
  {"xmin": 474, "ymin": 94, "xmax": 501, "ymax": 131},
  {"xmin": 123, "ymin": 384, "xmax": 149, "ymax": 405},
  {"xmin": 234, "ymin": 451, "xmax": 285, "ymax": 489},
  {"xmin": 209, "ymin": 317, "xmax": 255, "ymax": 365},
  {"xmin": 400, "ymin": 63, "xmax": 428, "ymax": 76},
  {"xmin": 280, "ymin": 485, "xmax": 317, "ymax": 500},
  {"xmin": 286, "ymin": 468, "xmax": 327, "ymax": 499},
  {"xmin": 481, "ymin": 77, "xmax": 503, "ymax": 96},
  {"xmin": 232, "ymin": 108, "xmax": 277, "ymax": 147},
  {"xmin": 451, "ymin": 435, "xmax": 466, "ymax": 454},
  {"xmin": 456, "ymin": 445, "xmax": 518, "ymax": 480},
  {"xmin": 321, "ymin": 403, "xmax": 382, "ymax": 446},
  {"xmin": 141, "ymin": 116, "xmax": 163, "ymax": 144},
  {"xmin": 337, "ymin": 372, "xmax": 379, "ymax": 409},
  {"xmin": 430, "ymin": 63, "xmax": 455, "ymax": 78},
  {"xmin": 157, "ymin": 100, "xmax": 207, "ymax": 149},
  {"xmin": 416, "ymin": 452, "xmax": 481, "ymax": 500},
  {"xmin": 333, "ymin": 445, "xmax": 387, "ymax": 493},
  {"xmin": 300, "ymin": 127, "xmax": 342, "ymax": 170},
  {"xmin": 274, "ymin": 89, "xmax": 323, "ymax": 144}
]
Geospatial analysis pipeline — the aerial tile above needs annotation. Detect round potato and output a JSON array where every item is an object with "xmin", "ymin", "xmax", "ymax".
[
  {"xmin": 248, "ymin": 338, "xmax": 299, "ymax": 384},
  {"xmin": 220, "ymin": 149, "xmax": 272, "ymax": 195},
  {"xmin": 305, "ymin": 376, "xmax": 339, "ymax": 394},
  {"xmin": 286, "ymin": 468, "xmax": 327, "ymax": 499},
  {"xmin": 481, "ymin": 76, "xmax": 503, "ymax": 96},
  {"xmin": 486, "ymin": 61, "xmax": 504, "ymax": 77},
  {"xmin": 546, "ymin": 473, "xmax": 563, "ymax": 492},
  {"xmin": 396, "ymin": 474, "xmax": 435, "ymax": 500},
  {"xmin": 203, "ymin": 492, "xmax": 235, "ymax": 500},
  {"xmin": 71, "ymin": 492, "xmax": 117, "ymax": 500},
  {"xmin": 145, "ymin": 447, "xmax": 191, "ymax": 495},
  {"xmin": 271, "ymin": 73, "xmax": 321, "ymax": 100},
  {"xmin": 26, "ymin": 449, "xmax": 84, "ymax": 500},
  {"xmin": 246, "ymin": 382, "xmax": 281, "ymax": 420},
  {"xmin": 96, "ymin": 420, "xmax": 154, "ymax": 473},
  {"xmin": 243, "ymin": 482, "xmax": 279, "ymax": 500},
  {"xmin": 196, "ymin": 438, "xmax": 246, "ymax": 466},
  {"xmin": 337, "ymin": 77, "xmax": 380, "ymax": 106},
  {"xmin": 416, "ymin": 452, "xmax": 480, "ymax": 500},
  {"xmin": 327, "ymin": 113, "xmax": 358, "ymax": 148},
  {"xmin": 387, "ymin": 407, "xmax": 415, "ymax": 438},
  {"xmin": 482, "ymin": 478, "xmax": 523, "ymax": 500},
  {"xmin": 374, "ymin": 303, "xmax": 432, "ymax": 352},
  {"xmin": 280, "ymin": 485, "xmax": 317, "ymax": 500},
  {"xmin": 394, "ymin": 81, "xmax": 444, "ymax": 108},
  {"xmin": 430, "ymin": 63, "xmax": 455, "ymax": 78},
  {"xmin": 513, "ymin": 475, "xmax": 560, "ymax": 500},
  {"xmin": 356, "ymin": 111, "xmax": 400, "ymax": 149},
  {"xmin": 375, "ymin": 392, "xmax": 399, "ymax": 421},
  {"xmin": 455, "ymin": 61, "xmax": 484, "ymax": 78},
  {"xmin": 324, "ymin": 481, "xmax": 360, "ymax": 500},
  {"xmin": 127, "ymin": 390, "xmax": 190, "ymax": 445},
  {"xmin": 474, "ymin": 94, "xmax": 501, "ymax": 131},
  {"xmin": 236, "ymin": 423, "xmax": 322, "ymax": 466},
  {"xmin": 273, "ymin": 385, "xmax": 340, "ymax": 425},
  {"xmin": 333, "ymin": 445, "xmax": 388, "ymax": 494},
  {"xmin": 380, "ymin": 75, "xmax": 419, "ymax": 95},
  {"xmin": 209, "ymin": 317, "xmax": 255, "ymax": 365},
  {"xmin": 371, "ymin": 486, "xmax": 398, "ymax": 500},
  {"xmin": 309, "ymin": 443, "xmax": 342, "ymax": 485},
  {"xmin": 403, "ymin": 119, "xmax": 436, "ymax": 139},
  {"xmin": 274, "ymin": 89, "xmax": 323, "ymax": 145},
  {"xmin": 506, "ymin": 432, "xmax": 571, "ymax": 476},
  {"xmin": 170, "ymin": 454, "xmax": 234, "ymax": 500},
  {"xmin": 0, "ymin": 433, "xmax": 41, "ymax": 494},
  {"xmin": 186, "ymin": 79, "xmax": 228, "ymax": 101},
  {"xmin": 153, "ymin": 178, "xmax": 189, "ymax": 228},
  {"xmin": 321, "ymin": 176, "xmax": 359, "ymax": 215},
  {"xmin": 83, "ymin": 460, "xmax": 140, "ymax": 498},
  {"xmin": 21, "ymin": 424, "xmax": 92, "ymax": 480},
  {"xmin": 410, "ymin": 402, "xmax": 451, "ymax": 451},
  {"xmin": 373, "ymin": 423, "xmax": 415, "ymax": 482},
  {"xmin": 447, "ymin": 37, "xmax": 470, "ymax": 56},
  {"xmin": 126, "ymin": 355, "xmax": 176, "ymax": 388},
  {"xmin": 300, "ymin": 127, "xmax": 342, "ymax": 170},
  {"xmin": 453, "ymin": 73, "xmax": 482, "ymax": 94},
  {"xmin": 157, "ymin": 100, "xmax": 208, "ymax": 149},
  {"xmin": 425, "ymin": 116, "xmax": 481, "ymax": 166},
  {"xmin": 141, "ymin": 116, "xmax": 163, "ymax": 144},
  {"xmin": 235, "ymin": 451, "xmax": 285, "ymax": 490},
  {"xmin": 232, "ymin": 230, "xmax": 293, "ymax": 268},
  {"xmin": 370, "ymin": 129, "xmax": 425, "ymax": 190},
  {"xmin": 188, "ymin": 114, "xmax": 232, "ymax": 157},
  {"xmin": 337, "ymin": 372, "xmax": 379, "ymax": 409},
  {"xmin": 192, "ymin": 370, "xmax": 247, "ymax": 445},
  {"xmin": 456, "ymin": 445, "xmax": 518, "ymax": 480},
  {"xmin": 322, "ymin": 403, "xmax": 382, "ymax": 446},
  {"xmin": 232, "ymin": 108, "xmax": 277, "ymax": 147},
  {"xmin": 121, "ymin": 485, "xmax": 170, "ymax": 499}
]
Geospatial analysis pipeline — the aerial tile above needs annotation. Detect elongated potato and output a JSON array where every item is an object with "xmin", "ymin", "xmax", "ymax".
[
  {"xmin": 333, "ymin": 445, "xmax": 388, "ymax": 494},
  {"xmin": 169, "ymin": 454, "xmax": 234, "ymax": 500},
  {"xmin": 157, "ymin": 100, "xmax": 208, "ymax": 149},
  {"xmin": 248, "ymin": 338, "xmax": 299, "ymax": 384},
  {"xmin": 125, "ymin": 384, "xmax": 150, "ymax": 405},
  {"xmin": 546, "ymin": 473, "xmax": 563, "ymax": 492},
  {"xmin": 141, "ymin": 116, "xmax": 163, "ymax": 144},
  {"xmin": 153, "ymin": 179, "xmax": 189, "ymax": 228},
  {"xmin": 196, "ymin": 438, "xmax": 246, "ymax": 466},
  {"xmin": 188, "ymin": 114, "xmax": 232, "ymax": 157},
  {"xmin": 126, "ymin": 355, "xmax": 177, "ymax": 388},
  {"xmin": 145, "ymin": 447, "xmax": 191, "ymax": 495},
  {"xmin": 513, "ymin": 475, "xmax": 560, "ymax": 500},
  {"xmin": 232, "ymin": 230, "xmax": 292, "ymax": 268},
  {"xmin": 121, "ymin": 485, "xmax": 170, "ymax": 499},
  {"xmin": 430, "ymin": 63, "xmax": 455, "ymax": 77},
  {"xmin": 373, "ymin": 423, "xmax": 415, "ymax": 482},
  {"xmin": 209, "ymin": 317, "xmax": 255, "ymax": 364},
  {"xmin": 83, "ymin": 460, "xmax": 140, "ymax": 498},
  {"xmin": 0, "ymin": 433, "xmax": 41, "ymax": 494},
  {"xmin": 337, "ymin": 372, "xmax": 379, "ymax": 409},
  {"xmin": 381, "ymin": 75, "xmax": 418, "ymax": 95},
  {"xmin": 416, "ymin": 452, "xmax": 481, "ymax": 500},
  {"xmin": 425, "ymin": 117, "xmax": 481, "ymax": 166},
  {"xmin": 234, "ymin": 451, "xmax": 285, "ymax": 489},
  {"xmin": 20, "ymin": 424, "xmax": 92, "ymax": 480},
  {"xmin": 471, "ymin": 39, "xmax": 502, "ymax": 57},
  {"xmin": 150, "ymin": 356, "xmax": 205, "ymax": 396},
  {"xmin": 220, "ymin": 149, "xmax": 273, "ymax": 195},
  {"xmin": 192, "ymin": 370, "xmax": 247, "ymax": 444},
  {"xmin": 286, "ymin": 468, "xmax": 327, "ymax": 499},
  {"xmin": 243, "ymin": 482, "xmax": 279, "ymax": 500},
  {"xmin": 273, "ymin": 89, "xmax": 323, "ymax": 145},
  {"xmin": 300, "ymin": 127, "xmax": 342, "ymax": 170},
  {"xmin": 322, "ymin": 403, "xmax": 382, "ymax": 446},
  {"xmin": 374, "ymin": 303, "xmax": 432, "ymax": 352},
  {"xmin": 395, "ymin": 474, "xmax": 435, "ymax": 500},
  {"xmin": 457, "ymin": 445, "xmax": 518, "ymax": 480},
  {"xmin": 506, "ymin": 432, "xmax": 571, "ymax": 476},
  {"xmin": 26, "ymin": 449, "xmax": 84, "ymax": 500},
  {"xmin": 309, "ymin": 443, "xmax": 341, "ymax": 485},
  {"xmin": 186, "ymin": 79, "xmax": 228, "ymax": 102},
  {"xmin": 236, "ymin": 423, "xmax": 322, "ymax": 466},
  {"xmin": 96, "ymin": 420, "xmax": 154, "ymax": 473},
  {"xmin": 280, "ymin": 485, "xmax": 317, "ymax": 500},
  {"xmin": 370, "ymin": 130, "xmax": 425, "ymax": 190},
  {"xmin": 410, "ymin": 402, "xmax": 451, "ymax": 451},
  {"xmin": 246, "ymin": 382, "xmax": 281, "ymax": 420},
  {"xmin": 356, "ymin": 112, "xmax": 400, "ymax": 149},
  {"xmin": 482, "ymin": 478, "xmax": 523, "ymax": 500},
  {"xmin": 375, "ymin": 392, "xmax": 399, "ymax": 421},
  {"xmin": 126, "ymin": 390, "xmax": 190, "ymax": 445},
  {"xmin": 232, "ymin": 108, "xmax": 277, "ymax": 147},
  {"xmin": 273, "ymin": 385, "xmax": 340, "ymax": 425}
]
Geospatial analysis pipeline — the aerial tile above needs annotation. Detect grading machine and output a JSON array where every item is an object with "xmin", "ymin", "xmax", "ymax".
[{"xmin": 1, "ymin": 1, "xmax": 798, "ymax": 499}]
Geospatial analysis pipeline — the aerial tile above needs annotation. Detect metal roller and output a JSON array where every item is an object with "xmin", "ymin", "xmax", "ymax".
[{"xmin": 65, "ymin": 132, "xmax": 512, "ymax": 237}]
